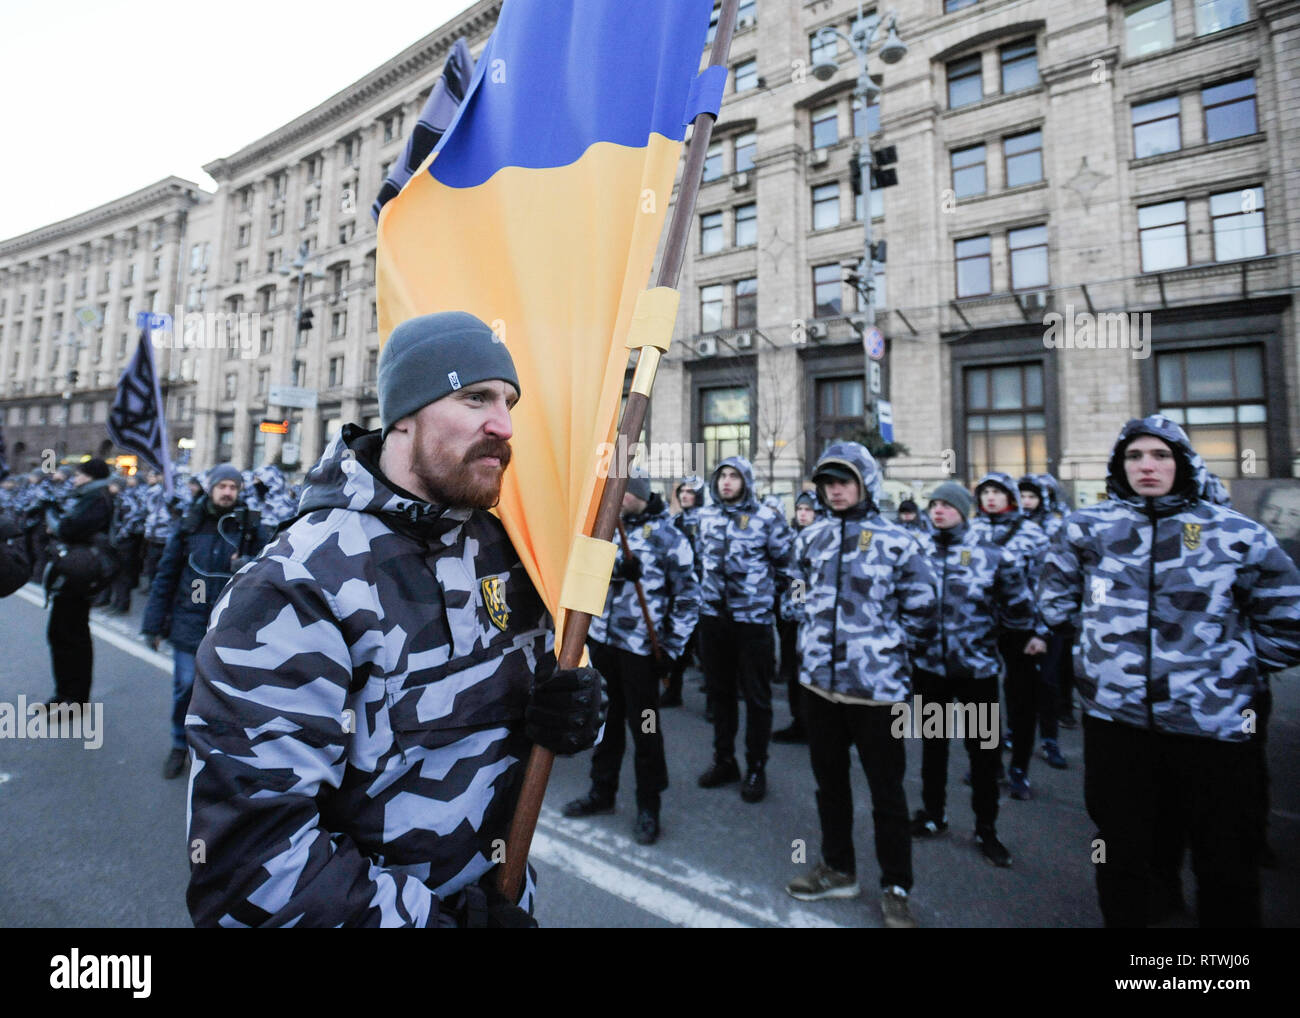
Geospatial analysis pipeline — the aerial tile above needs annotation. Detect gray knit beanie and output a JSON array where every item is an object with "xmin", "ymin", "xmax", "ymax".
[
  {"xmin": 928, "ymin": 481, "xmax": 973, "ymax": 519},
  {"xmin": 206, "ymin": 463, "xmax": 243, "ymax": 492},
  {"xmin": 625, "ymin": 471, "xmax": 652, "ymax": 503},
  {"xmin": 379, "ymin": 311, "xmax": 520, "ymax": 438}
]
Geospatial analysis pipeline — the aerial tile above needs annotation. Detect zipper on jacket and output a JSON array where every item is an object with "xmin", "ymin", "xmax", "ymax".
[
  {"xmin": 829, "ymin": 516, "xmax": 845, "ymax": 692},
  {"xmin": 1144, "ymin": 503, "xmax": 1158, "ymax": 731}
]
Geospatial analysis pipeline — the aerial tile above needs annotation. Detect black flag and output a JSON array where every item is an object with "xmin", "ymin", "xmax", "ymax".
[{"xmin": 107, "ymin": 321, "xmax": 173, "ymax": 494}]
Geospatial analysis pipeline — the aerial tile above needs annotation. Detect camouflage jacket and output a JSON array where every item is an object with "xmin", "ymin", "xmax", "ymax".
[
  {"xmin": 110, "ymin": 484, "xmax": 149, "ymax": 542},
  {"xmin": 696, "ymin": 456, "xmax": 794, "ymax": 625},
  {"xmin": 589, "ymin": 495, "xmax": 700, "ymax": 659},
  {"xmin": 913, "ymin": 521, "xmax": 1035, "ymax": 679},
  {"xmin": 252, "ymin": 463, "xmax": 299, "ymax": 524},
  {"xmin": 1020, "ymin": 474, "xmax": 1063, "ymax": 541},
  {"xmin": 187, "ymin": 424, "xmax": 552, "ymax": 926},
  {"xmin": 791, "ymin": 443, "xmax": 938, "ymax": 702},
  {"xmin": 672, "ymin": 505, "xmax": 704, "ymax": 577},
  {"xmin": 142, "ymin": 483, "xmax": 178, "ymax": 541},
  {"xmin": 1038, "ymin": 415, "xmax": 1300, "ymax": 742}
]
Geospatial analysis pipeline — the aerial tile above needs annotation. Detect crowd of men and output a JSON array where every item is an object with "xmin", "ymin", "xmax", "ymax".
[
  {"xmin": 0, "ymin": 459, "xmax": 303, "ymax": 775},
  {"xmin": 3, "ymin": 309, "xmax": 1297, "ymax": 930}
]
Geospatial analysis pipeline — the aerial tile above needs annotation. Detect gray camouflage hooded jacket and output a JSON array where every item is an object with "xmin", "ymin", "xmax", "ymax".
[
  {"xmin": 792, "ymin": 442, "xmax": 938, "ymax": 702},
  {"xmin": 588, "ymin": 493, "xmax": 700, "ymax": 659},
  {"xmin": 914, "ymin": 520, "xmax": 1035, "ymax": 679},
  {"xmin": 696, "ymin": 456, "xmax": 794, "ymax": 625},
  {"xmin": 187, "ymin": 424, "xmax": 553, "ymax": 926},
  {"xmin": 1038, "ymin": 415, "xmax": 1300, "ymax": 741}
]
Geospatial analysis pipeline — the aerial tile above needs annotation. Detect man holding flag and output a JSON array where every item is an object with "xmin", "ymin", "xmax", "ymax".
[{"xmin": 186, "ymin": 312, "xmax": 604, "ymax": 927}]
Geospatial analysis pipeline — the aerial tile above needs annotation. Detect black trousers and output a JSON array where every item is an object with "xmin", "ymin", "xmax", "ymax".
[
  {"xmin": 698, "ymin": 615, "xmax": 774, "ymax": 768},
  {"xmin": 48, "ymin": 592, "xmax": 93, "ymax": 703},
  {"xmin": 1083, "ymin": 715, "xmax": 1262, "ymax": 928},
  {"xmin": 141, "ymin": 538, "xmax": 167, "ymax": 586},
  {"xmin": 999, "ymin": 632, "xmax": 1042, "ymax": 772},
  {"xmin": 588, "ymin": 641, "xmax": 668, "ymax": 812},
  {"xmin": 1054, "ymin": 624, "xmax": 1077, "ymax": 718},
  {"xmin": 803, "ymin": 689, "xmax": 912, "ymax": 890},
  {"xmin": 665, "ymin": 631, "xmax": 697, "ymax": 702},
  {"xmin": 776, "ymin": 618, "xmax": 802, "ymax": 727},
  {"xmin": 109, "ymin": 534, "xmax": 142, "ymax": 611},
  {"xmin": 914, "ymin": 669, "xmax": 1000, "ymax": 832}
]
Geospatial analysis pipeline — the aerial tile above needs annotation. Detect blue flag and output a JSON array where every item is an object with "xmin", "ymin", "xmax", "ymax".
[{"xmin": 107, "ymin": 325, "xmax": 173, "ymax": 494}]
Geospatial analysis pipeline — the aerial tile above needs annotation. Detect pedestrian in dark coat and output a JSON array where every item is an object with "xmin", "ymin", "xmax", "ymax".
[{"xmin": 142, "ymin": 463, "xmax": 268, "ymax": 778}]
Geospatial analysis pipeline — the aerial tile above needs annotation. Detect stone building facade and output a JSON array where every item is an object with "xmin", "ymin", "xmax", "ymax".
[{"xmin": 2, "ymin": 0, "xmax": 1295, "ymax": 507}]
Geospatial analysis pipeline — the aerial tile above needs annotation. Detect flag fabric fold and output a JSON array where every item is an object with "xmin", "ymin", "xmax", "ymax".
[
  {"xmin": 377, "ymin": 0, "xmax": 714, "ymax": 650},
  {"xmin": 107, "ymin": 324, "xmax": 173, "ymax": 494}
]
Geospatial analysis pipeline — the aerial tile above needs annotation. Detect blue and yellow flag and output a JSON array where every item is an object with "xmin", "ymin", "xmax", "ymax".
[{"xmin": 377, "ymin": 0, "xmax": 716, "ymax": 643}]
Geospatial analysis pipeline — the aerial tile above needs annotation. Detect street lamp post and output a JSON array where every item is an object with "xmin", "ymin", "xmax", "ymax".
[
  {"xmin": 276, "ymin": 241, "xmax": 324, "ymax": 464},
  {"xmin": 812, "ymin": 4, "xmax": 906, "ymax": 435},
  {"xmin": 60, "ymin": 332, "xmax": 86, "ymax": 461}
]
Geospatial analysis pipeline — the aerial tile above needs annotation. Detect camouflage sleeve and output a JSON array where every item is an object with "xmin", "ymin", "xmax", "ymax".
[
  {"xmin": 781, "ymin": 529, "xmax": 811, "ymax": 623},
  {"xmin": 993, "ymin": 548, "xmax": 1035, "ymax": 633},
  {"xmin": 1239, "ymin": 531, "xmax": 1300, "ymax": 672},
  {"xmin": 767, "ymin": 512, "xmax": 797, "ymax": 593},
  {"xmin": 895, "ymin": 539, "xmax": 939, "ymax": 651},
  {"xmin": 1037, "ymin": 522, "xmax": 1083, "ymax": 632},
  {"xmin": 187, "ymin": 567, "xmax": 450, "ymax": 928},
  {"xmin": 661, "ymin": 527, "xmax": 700, "ymax": 660}
]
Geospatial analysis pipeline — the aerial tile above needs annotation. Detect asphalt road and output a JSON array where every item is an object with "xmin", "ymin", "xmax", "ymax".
[{"xmin": 1, "ymin": 583, "xmax": 1296, "ymax": 928}]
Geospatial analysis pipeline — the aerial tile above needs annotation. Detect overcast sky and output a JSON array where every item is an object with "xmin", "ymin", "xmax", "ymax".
[{"xmin": 0, "ymin": 0, "xmax": 477, "ymax": 242}]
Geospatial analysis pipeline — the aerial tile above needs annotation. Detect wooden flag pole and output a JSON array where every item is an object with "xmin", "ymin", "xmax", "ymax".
[{"xmin": 499, "ymin": 0, "xmax": 741, "ymax": 901}]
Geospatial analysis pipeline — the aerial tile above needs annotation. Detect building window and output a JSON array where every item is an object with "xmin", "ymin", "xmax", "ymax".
[
  {"xmin": 1132, "ymin": 96, "xmax": 1181, "ymax": 158},
  {"xmin": 700, "ymin": 386, "xmax": 751, "ymax": 474},
  {"xmin": 304, "ymin": 195, "xmax": 320, "ymax": 224},
  {"xmin": 256, "ymin": 368, "xmax": 269, "ymax": 397},
  {"xmin": 1138, "ymin": 200, "xmax": 1188, "ymax": 271},
  {"xmin": 734, "ymin": 202, "xmax": 757, "ymax": 246},
  {"xmin": 734, "ymin": 59, "xmax": 758, "ymax": 92},
  {"xmin": 945, "ymin": 0, "xmax": 979, "ymax": 11},
  {"xmin": 813, "ymin": 263, "xmax": 842, "ymax": 317},
  {"xmin": 1195, "ymin": 0, "xmax": 1249, "ymax": 36},
  {"xmin": 271, "ymin": 171, "xmax": 288, "ymax": 198},
  {"xmin": 260, "ymin": 326, "xmax": 274, "ymax": 355},
  {"xmin": 855, "ymin": 187, "xmax": 884, "ymax": 222},
  {"xmin": 292, "ymin": 360, "xmax": 306, "ymax": 387},
  {"xmin": 811, "ymin": 104, "xmax": 838, "ymax": 148},
  {"xmin": 1009, "ymin": 225, "xmax": 1049, "ymax": 290},
  {"xmin": 852, "ymin": 95, "xmax": 880, "ymax": 138},
  {"xmin": 733, "ymin": 131, "xmax": 756, "ymax": 173},
  {"xmin": 1126, "ymin": 0, "xmax": 1174, "ymax": 56},
  {"xmin": 306, "ymin": 154, "xmax": 323, "ymax": 181},
  {"xmin": 965, "ymin": 363, "xmax": 1046, "ymax": 479},
  {"xmin": 238, "ymin": 186, "xmax": 252, "ymax": 211},
  {"xmin": 955, "ymin": 235, "xmax": 992, "ymax": 297},
  {"xmin": 814, "ymin": 377, "xmax": 865, "ymax": 452},
  {"xmin": 332, "ymin": 310, "xmax": 348, "ymax": 337},
  {"xmin": 812, "ymin": 183, "xmax": 841, "ymax": 230},
  {"xmin": 1157, "ymin": 346, "xmax": 1266, "ymax": 477},
  {"xmin": 703, "ymin": 142, "xmax": 724, "ymax": 182},
  {"xmin": 381, "ymin": 110, "xmax": 404, "ymax": 143},
  {"xmin": 951, "ymin": 144, "xmax": 986, "ymax": 198},
  {"xmin": 269, "ymin": 212, "xmax": 284, "ymax": 236},
  {"xmin": 700, "ymin": 211, "xmax": 724, "ymax": 254},
  {"xmin": 1210, "ymin": 186, "xmax": 1266, "ymax": 261},
  {"xmin": 947, "ymin": 55, "xmax": 982, "ymax": 108},
  {"xmin": 266, "ymin": 250, "xmax": 279, "ymax": 274},
  {"xmin": 734, "ymin": 277, "xmax": 757, "ymax": 328},
  {"xmin": 224, "ymin": 374, "xmax": 237, "ymax": 399},
  {"xmin": 365, "ymin": 349, "xmax": 379, "ymax": 381},
  {"xmin": 810, "ymin": 28, "xmax": 837, "ymax": 64},
  {"xmin": 338, "ymin": 222, "xmax": 355, "ymax": 245},
  {"xmin": 1003, "ymin": 129, "xmax": 1043, "ymax": 187},
  {"xmin": 705, "ymin": 3, "xmax": 720, "ymax": 45},
  {"xmin": 369, "ymin": 301, "xmax": 378, "ymax": 332},
  {"xmin": 328, "ymin": 356, "xmax": 344, "ymax": 387},
  {"xmin": 233, "ymin": 259, "xmax": 246, "ymax": 283},
  {"xmin": 736, "ymin": 0, "xmax": 756, "ymax": 25},
  {"xmin": 342, "ymin": 134, "xmax": 361, "ymax": 165},
  {"xmin": 700, "ymin": 284, "xmax": 724, "ymax": 332},
  {"xmin": 999, "ymin": 39, "xmax": 1038, "ymax": 93},
  {"xmin": 1202, "ymin": 76, "xmax": 1257, "ymax": 143}
]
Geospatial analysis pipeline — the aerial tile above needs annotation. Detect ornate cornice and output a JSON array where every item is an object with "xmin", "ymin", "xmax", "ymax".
[
  {"xmin": 204, "ymin": 1, "xmax": 502, "ymax": 182},
  {"xmin": 0, "ymin": 177, "xmax": 203, "ymax": 257}
]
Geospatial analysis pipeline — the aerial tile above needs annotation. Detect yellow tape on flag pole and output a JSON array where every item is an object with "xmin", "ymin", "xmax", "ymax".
[
  {"xmin": 558, "ymin": 534, "xmax": 617, "ymax": 617},
  {"xmin": 625, "ymin": 287, "xmax": 680, "ymax": 352}
]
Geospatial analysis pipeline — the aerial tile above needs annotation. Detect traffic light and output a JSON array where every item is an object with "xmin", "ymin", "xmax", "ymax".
[
  {"xmin": 298, "ymin": 308, "xmax": 314, "ymax": 332},
  {"xmin": 871, "ymin": 145, "xmax": 899, "ymax": 189},
  {"xmin": 67, "ymin": 369, "xmax": 79, "ymax": 386},
  {"xmin": 849, "ymin": 155, "xmax": 863, "ymax": 196}
]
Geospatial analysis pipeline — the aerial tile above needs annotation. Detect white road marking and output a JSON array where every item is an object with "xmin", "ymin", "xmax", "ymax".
[{"xmin": 13, "ymin": 586, "xmax": 172, "ymax": 673}]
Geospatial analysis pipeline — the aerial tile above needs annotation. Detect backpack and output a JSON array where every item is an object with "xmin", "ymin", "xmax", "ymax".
[
  {"xmin": 42, "ymin": 532, "xmax": 120, "ymax": 599},
  {"xmin": 0, "ymin": 513, "xmax": 30, "ymax": 597}
]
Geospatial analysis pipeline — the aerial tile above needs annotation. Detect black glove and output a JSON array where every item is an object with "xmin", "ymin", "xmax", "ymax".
[
  {"xmin": 615, "ymin": 555, "xmax": 643, "ymax": 582},
  {"xmin": 525, "ymin": 666, "xmax": 605, "ymax": 755},
  {"xmin": 458, "ymin": 873, "xmax": 538, "ymax": 928}
]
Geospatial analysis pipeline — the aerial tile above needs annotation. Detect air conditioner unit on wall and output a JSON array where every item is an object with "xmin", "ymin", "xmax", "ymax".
[
  {"xmin": 1021, "ymin": 289, "xmax": 1049, "ymax": 310},
  {"xmin": 809, "ymin": 148, "xmax": 829, "ymax": 166},
  {"xmin": 734, "ymin": 332, "xmax": 754, "ymax": 349},
  {"xmin": 696, "ymin": 336, "xmax": 718, "ymax": 357},
  {"xmin": 732, "ymin": 171, "xmax": 751, "ymax": 190}
]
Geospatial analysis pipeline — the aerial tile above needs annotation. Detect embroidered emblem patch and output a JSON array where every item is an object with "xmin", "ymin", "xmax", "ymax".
[
  {"xmin": 1182, "ymin": 523, "xmax": 1202, "ymax": 551},
  {"xmin": 481, "ymin": 576, "xmax": 509, "ymax": 631},
  {"xmin": 858, "ymin": 530, "xmax": 873, "ymax": 550}
]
